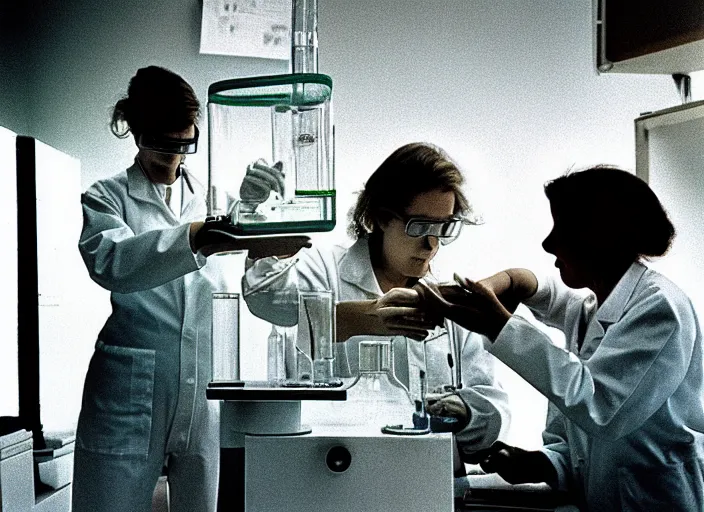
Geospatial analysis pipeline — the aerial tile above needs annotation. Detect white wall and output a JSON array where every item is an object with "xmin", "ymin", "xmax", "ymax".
[
  {"xmin": 3, "ymin": 0, "xmax": 701, "ymax": 446},
  {"xmin": 0, "ymin": 128, "xmax": 19, "ymax": 419}
]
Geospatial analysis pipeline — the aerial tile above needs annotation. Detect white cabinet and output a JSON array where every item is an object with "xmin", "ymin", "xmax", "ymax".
[{"xmin": 635, "ymin": 100, "xmax": 704, "ymax": 317}]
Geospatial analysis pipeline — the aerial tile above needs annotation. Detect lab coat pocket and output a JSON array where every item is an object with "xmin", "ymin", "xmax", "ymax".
[
  {"xmin": 617, "ymin": 458, "xmax": 699, "ymax": 511},
  {"xmin": 77, "ymin": 340, "xmax": 156, "ymax": 458}
]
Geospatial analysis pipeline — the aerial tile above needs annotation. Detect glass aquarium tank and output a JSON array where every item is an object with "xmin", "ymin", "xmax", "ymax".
[{"xmin": 208, "ymin": 73, "xmax": 335, "ymax": 235}]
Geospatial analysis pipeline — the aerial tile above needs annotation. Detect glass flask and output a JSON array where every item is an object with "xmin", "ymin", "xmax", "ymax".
[
  {"xmin": 207, "ymin": 73, "xmax": 335, "ymax": 235},
  {"xmin": 335, "ymin": 340, "xmax": 414, "ymax": 430}
]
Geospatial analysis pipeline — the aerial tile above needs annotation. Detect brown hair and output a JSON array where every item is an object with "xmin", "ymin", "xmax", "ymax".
[
  {"xmin": 348, "ymin": 142, "xmax": 471, "ymax": 239},
  {"xmin": 110, "ymin": 65, "xmax": 200, "ymax": 139}
]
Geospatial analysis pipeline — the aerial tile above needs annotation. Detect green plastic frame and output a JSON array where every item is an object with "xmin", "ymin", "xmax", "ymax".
[{"xmin": 208, "ymin": 73, "xmax": 332, "ymax": 107}]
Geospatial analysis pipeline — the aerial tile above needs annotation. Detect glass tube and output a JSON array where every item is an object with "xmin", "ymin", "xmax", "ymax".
[{"xmin": 291, "ymin": 0, "xmax": 318, "ymax": 74}]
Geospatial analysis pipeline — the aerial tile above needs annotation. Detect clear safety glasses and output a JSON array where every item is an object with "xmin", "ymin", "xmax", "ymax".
[
  {"xmin": 405, "ymin": 217, "xmax": 464, "ymax": 245},
  {"xmin": 387, "ymin": 210, "xmax": 466, "ymax": 245},
  {"xmin": 137, "ymin": 126, "xmax": 199, "ymax": 155}
]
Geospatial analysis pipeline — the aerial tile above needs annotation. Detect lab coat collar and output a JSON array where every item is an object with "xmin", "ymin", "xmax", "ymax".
[
  {"xmin": 338, "ymin": 237, "xmax": 383, "ymax": 296},
  {"xmin": 596, "ymin": 261, "xmax": 648, "ymax": 326},
  {"xmin": 127, "ymin": 160, "xmax": 162, "ymax": 207},
  {"xmin": 127, "ymin": 159, "xmax": 198, "ymax": 214}
]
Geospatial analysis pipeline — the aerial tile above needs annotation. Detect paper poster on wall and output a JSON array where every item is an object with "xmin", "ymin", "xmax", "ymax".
[{"xmin": 200, "ymin": 0, "xmax": 291, "ymax": 60}]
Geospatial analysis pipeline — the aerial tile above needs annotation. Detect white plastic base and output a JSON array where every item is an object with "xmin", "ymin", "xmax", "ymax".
[
  {"xmin": 220, "ymin": 400, "xmax": 305, "ymax": 448},
  {"xmin": 244, "ymin": 428, "xmax": 454, "ymax": 512}
]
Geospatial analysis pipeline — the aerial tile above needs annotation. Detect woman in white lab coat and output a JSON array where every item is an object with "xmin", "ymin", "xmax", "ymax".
[
  {"xmin": 72, "ymin": 66, "xmax": 307, "ymax": 512},
  {"xmin": 417, "ymin": 166, "xmax": 704, "ymax": 511},
  {"xmin": 242, "ymin": 143, "xmax": 510, "ymax": 459}
]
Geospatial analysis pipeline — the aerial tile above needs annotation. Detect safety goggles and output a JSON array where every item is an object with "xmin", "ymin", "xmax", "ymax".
[
  {"xmin": 387, "ymin": 210, "xmax": 466, "ymax": 245},
  {"xmin": 137, "ymin": 126, "xmax": 199, "ymax": 155}
]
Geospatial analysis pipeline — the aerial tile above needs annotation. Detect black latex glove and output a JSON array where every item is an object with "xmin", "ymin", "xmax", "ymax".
[
  {"xmin": 193, "ymin": 216, "xmax": 310, "ymax": 258},
  {"xmin": 473, "ymin": 441, "xmax": 557, "ymax": 485}
]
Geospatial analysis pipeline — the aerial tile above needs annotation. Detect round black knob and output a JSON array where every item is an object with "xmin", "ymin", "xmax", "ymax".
[{"xmin": 326, "ymin": 445, "xmax": 352, "ymax": 473}]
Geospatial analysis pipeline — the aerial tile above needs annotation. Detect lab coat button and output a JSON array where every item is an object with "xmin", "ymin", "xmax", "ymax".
[{"xmin": 187, "ymin": 377, "xmax": 195, "ymax": 385}]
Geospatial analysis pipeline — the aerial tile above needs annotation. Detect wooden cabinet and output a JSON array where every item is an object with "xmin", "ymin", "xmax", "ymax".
[{"xmin": 596, "ymin": 0, "xmax": 704, "ymax": 73}]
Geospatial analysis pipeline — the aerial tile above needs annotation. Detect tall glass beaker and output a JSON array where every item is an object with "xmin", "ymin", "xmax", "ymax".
[
  {"xmin": 211, "ymin": 293, "xmax": 240, "ymax": 382},
  {"xmin": 297, "ymin": 290, "xmax": 334, "ymax": 384}
]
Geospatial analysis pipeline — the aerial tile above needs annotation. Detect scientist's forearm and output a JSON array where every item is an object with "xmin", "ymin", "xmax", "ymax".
[{"xmin": 504, "ymin": 268, "xmax": 538, "ymax": 301}]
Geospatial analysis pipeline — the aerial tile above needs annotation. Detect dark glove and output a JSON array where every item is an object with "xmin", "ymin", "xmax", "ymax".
[
  {"xmin": 413, "ymin": 278, "xmax": 511, "ymax": 341},
  {"xmin": 474, "ymin": 441, "xmax": 557, "ymax": 485},
  {"xmin": 193, "ymin": 216, "xmax": 310, "ymax": 258}
]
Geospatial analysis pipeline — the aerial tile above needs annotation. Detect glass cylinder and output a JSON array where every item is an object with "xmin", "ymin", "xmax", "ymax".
[
  {"xmin": 208, "ymin": 74, "xmax": 335, "ymax": 235},
  {"xmin": 406, "ymin": 325, "xmax": 457, "ymax": 402},
  {"xmin": 297, "ymin": 290, "xmax": 334, "ymax": 384},
  {"xmin": 266, "ymin": 325, "xmax": 286, "ymax": 383},
  {"xmin": 211, "ymin": 293, "xmax": 240, "ymax": 382}
]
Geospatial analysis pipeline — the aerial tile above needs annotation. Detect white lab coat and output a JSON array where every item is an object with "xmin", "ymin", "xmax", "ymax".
[
  {"xmin": 243, "ymin": 237, "xmax": 510, "ymax": 456},
  {"xmin": 73, "ymin": 161, "xmax": 236, "ymax": 512},
  {"xmin": 490, "ymin": 262, "xmax": 704, "ymax": 511}
]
